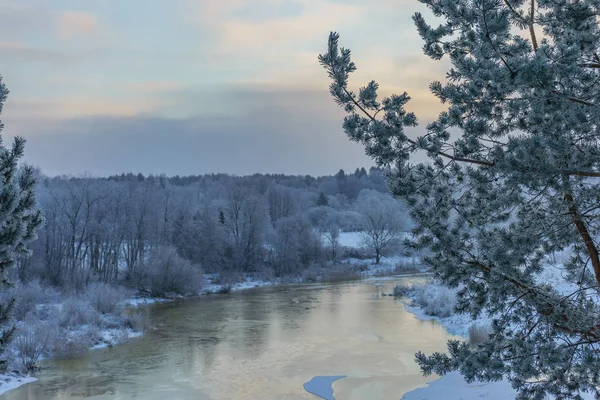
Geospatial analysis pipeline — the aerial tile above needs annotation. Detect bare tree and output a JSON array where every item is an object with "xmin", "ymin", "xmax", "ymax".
[{"xmin": 355, "ymin": 190, "xmax": 409, "ymax": 264}]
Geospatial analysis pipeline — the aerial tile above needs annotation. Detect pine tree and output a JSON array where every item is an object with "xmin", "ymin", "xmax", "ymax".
[
  {"xmin": 321, "ymin": 1, "xmax": 600, "ymax": 398},
  {"xmin": 316, "ymin": 192, "xmax": 329, "ymax": 207},
  {"xmin": 0, "ymin": 75, "xmax": 43, "ymax": 370}
]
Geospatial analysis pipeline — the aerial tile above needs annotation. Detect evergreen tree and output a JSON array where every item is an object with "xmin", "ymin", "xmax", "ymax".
[
  {"xmin": 0, "ymin": 76, "xmax": 43, "ymax": 370},
  {"xmin": 321, "ymin": 1, "xmax": 600, "ymax": 397},
  {"xmin": 316, "ymin": 191, "xmax": 329, "ymax": 207}
]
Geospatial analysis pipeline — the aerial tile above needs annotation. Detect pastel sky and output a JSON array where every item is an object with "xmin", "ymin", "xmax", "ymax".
[{"xmin": 0, "ymin": 0, "xmax": 447, "ymax": 177}]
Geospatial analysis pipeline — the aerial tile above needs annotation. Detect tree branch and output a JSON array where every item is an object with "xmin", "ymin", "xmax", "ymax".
[
  {"xmin": 529, "ymin": 0, "xmax": 538, "ymax": 51},
  {"xmin": 465, "ymin": 259, "xmax": 600, "ymax": 340},
  {"xmin": 564, "ymin": 192, "xmax": 600, "ymax": 288}
]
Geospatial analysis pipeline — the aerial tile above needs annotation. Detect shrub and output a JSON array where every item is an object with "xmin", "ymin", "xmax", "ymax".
[
  {"xmin": 412, "ymin": 285, "xmax": 457, "ymax": 318},
  {"xmin": 301, "ymin": 265, "xmax": 321, "ymax": 283},
  {"xmin": 301, "ymin": 263, "xmax": 362, "ymax": 283},
  {"xmin": 123, "ymin": 311, "xmax": 150, "ymax": 332},
  {"xmin": 216, "ymin": 285, "xmax": 232, "ymax": 294},
  {"xmin": 255, "ymin": 266, "xmax": 275, "ymax": 282},
  {"xmin": 85, "ymin": 282, "xmax": 128, "ymax": 314},
  {"xmin": 12, "ymin": 316, "xmax": 57, "ymax": 371},
  {"xmin": 393, "ymin": 259, "xmax": 423, "ymax": 275},
  {"xmin": 8, "ymin": 280, "xmax": 60, "ymax": 321},
  {"xmin": 393, "ymin": 284, "xmax": 413, "ymax": 297},
  {"xmin": 51, "ymin": 328, "xmax": 98, "ymax": 358},
  {"xmin": 57, "ymin": 297, "xmax": 100, "ymax": 329},
  {"xmin": 216, "ymin": 270, "xmax": 245, "ymax": 285},
  {"xmin": 143, "ymin": 246, "xmax": 203, "ymax": 297}
]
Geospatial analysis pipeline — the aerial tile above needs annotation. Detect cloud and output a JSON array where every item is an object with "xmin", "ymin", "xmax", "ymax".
[
  {"xmin": 0, "ymin": 42, "xmax": 68, "ymax": 64},
  {"xmin": 2, "ymin": 85, "xmax": 447, "ymax": 177},
  {"xmin": 217, "ymin": 2, "xmax": 361, "ymax": 53},
  {"xmin": 56, "ymin": 11, "xmax": 98, "ymax": 39},
  {"xmin": 4, "ymin": 87, "xmax": 375, "ymax": 176},
  {"xmin": 4, "ymin": 96, "xmax": 163, "ymax": 122}
]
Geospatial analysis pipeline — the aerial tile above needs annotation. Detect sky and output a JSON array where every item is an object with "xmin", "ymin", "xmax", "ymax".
[{"xmin": 0, "ymin": 0, "xmax": 447, "ymax": 177}]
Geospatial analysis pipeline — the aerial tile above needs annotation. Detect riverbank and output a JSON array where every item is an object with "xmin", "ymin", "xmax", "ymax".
[
  {"xmin": 398, "ymin": 264, "xmax": 595, "ymax": 400},
  {"xmin": 0, "ymin": 254, "xmax": 419, "ymax": 397}
]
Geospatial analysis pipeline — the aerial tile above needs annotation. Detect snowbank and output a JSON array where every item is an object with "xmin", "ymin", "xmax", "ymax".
[
  {"xmin": 0, "ymin": 374, "xmax": 37, "ymax": 396},
  {"xmin": 119, "ymin": 297, "xmax": 172, "ymax": 307},
  {"xmin": 91, "ymin": 329, "xmax": 143, "ymax": 350},
  {"xmin": 401, "ymin": 371, "xmax": 516, "ymax": 400},
  {"xmin": 200, "ymin": 276, "xmax": 279, "ymax": 295}
]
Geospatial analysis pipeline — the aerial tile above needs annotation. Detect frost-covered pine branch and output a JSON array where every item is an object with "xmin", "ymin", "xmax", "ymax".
[{"xmin": 321, "ymin": 0, "xmax": 600, "ymax": 398}]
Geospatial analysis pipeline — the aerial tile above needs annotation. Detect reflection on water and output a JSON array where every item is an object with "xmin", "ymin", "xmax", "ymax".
[{"xmin": 1, "ymin": 277, "xmax": 456, "ymax": 400}]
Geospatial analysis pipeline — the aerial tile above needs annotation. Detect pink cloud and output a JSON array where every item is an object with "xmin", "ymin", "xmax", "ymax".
[{"xmin": 56, "ymin": 11, "xmax": 98, "ymax": 40}]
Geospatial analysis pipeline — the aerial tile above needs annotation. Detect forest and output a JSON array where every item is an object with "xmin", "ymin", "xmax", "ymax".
[{"xmin": 20, "ymin": 166, "xmax": 413, "ymax": 293}]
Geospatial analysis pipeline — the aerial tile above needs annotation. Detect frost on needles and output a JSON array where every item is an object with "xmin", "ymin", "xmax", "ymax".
[
  {"xmin": 0, "ymin": 76, "xmax": 43, "ymax": 371},
  {"xmin": 320, "ymin": 0, "xmax": 600, "ymax": 399}
]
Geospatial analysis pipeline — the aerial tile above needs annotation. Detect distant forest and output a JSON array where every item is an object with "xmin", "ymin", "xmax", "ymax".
[{"xmin": 14, "ymin": 166, "xmax": 411, "ymax": 296}]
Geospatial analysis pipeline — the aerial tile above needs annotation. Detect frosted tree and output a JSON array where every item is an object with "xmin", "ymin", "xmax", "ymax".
[
  {"xmin": 355, "ymin": 189, "xmax": 408, "ymax": 264},
  {"xmin": 0, "ymin": 76, "xmax": 43, "ymax": 370},
  {"xmin": 321, "ymin": 0, "xmax": 600, "ymax": 398}
]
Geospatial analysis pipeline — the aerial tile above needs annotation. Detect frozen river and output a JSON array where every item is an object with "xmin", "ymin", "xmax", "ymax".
[{"xmin": 1, "ymin": 277, "xmax": 456, "ymax": 400}]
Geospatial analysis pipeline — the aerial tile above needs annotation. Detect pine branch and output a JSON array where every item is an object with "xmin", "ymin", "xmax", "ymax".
[{"xmin": 466, "ymin": 259, "xmax": 600, "ymax": 340}]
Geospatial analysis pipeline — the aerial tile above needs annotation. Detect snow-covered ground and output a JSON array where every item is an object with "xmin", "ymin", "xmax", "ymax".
[
  {"xmin": 91, "ymin": 328, "xmax": 144, "ymax": 350},
  {"xmin": 401, "ymin": 371, "xmax": 516, "ymax": 400},
  {"xmin": 0, "ymin": 374, "xmax": 37, "ymax": 396},
  {"xmin": 118, "ymin": 297, "xmax": 172, "ymax": 307},
  {"xmin": 200, "ymin": 275, "xmax": 280, "ymax": 295},
  {"xmin": 337, "ymin": 231, "xmax": 365, "ymax": 248}
]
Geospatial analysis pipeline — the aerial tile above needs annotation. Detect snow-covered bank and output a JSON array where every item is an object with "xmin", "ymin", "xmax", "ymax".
[
  {"xmin": 0, "ymin": 374, "xmax": 37, "ymax": 396},
  {"xmin": 401, "ymin": 371, "xmax": 516, "ymax": 400},
  {"xmin": 398, "ymin": 268, "xmax": 596, "ymax": 400},
  {"xmin": 200, "ymin": 275, "xmax": 281, "ymax": 295},
  {"xmin": 398, "ymin": 286, "xmax": 521, "ymax": 399}
]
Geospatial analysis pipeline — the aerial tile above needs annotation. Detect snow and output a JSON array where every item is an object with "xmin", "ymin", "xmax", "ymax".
[
  {"xmin": 337, "ymin": 231, "xmax": 364, "ymax": 248},
  {"xmin": 200, "ymin": 277, "xmax": 276, "ymax": 295},
  {"xmin": 0, "ymin": 374, "xmax": 37, "ymax": 396},
  {"xmin": 91, "ymin": 328, "xmax": 144, "ymax": 350},
  {"xmin": 401, "ymin": 372, "xmax": 516, "ymax": 400},
  {"xmin": 303, "ymin": 375, "xmax": 345, "ymax": 400},
  {"xmin": 119, "ymin": 297, "xmax": 172, "ymax": 307}
]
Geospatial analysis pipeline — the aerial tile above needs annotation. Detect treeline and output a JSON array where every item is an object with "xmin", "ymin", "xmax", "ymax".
[{"xmin": 15, "ymin": 167, "xmax": 410, "ymax": 296}]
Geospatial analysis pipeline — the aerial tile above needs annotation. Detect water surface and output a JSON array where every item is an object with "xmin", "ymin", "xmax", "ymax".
[{"xmin": 1, "ymin": 277, "xmax": 456, "ymax": 400}]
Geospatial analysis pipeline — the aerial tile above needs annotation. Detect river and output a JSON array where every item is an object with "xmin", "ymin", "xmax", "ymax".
[{"xmin": 1, "ymin": 277, "xmax": 456, "ymax": 400}]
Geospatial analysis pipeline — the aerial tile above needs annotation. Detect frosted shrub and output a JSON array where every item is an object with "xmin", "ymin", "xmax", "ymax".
[
  {"xmin": 7, "ymin": 280, "xmax": 60, "ymax": 321},
  {"xmin": 124, "ymin": 311, "xmax": 150, "ymax": 332},
  {"xmin": 393, "ymin": 259, "xmax": 423, "ymax": 275},
  {"xmin": 52, "ymin": 327, "xmax": 98, "ymax": 358},
  {"xmin": 144, "ymin": 246, "xmax": 202, "ymax": 297},
  {"xmin": 57, "ymin": 297, "xmax": 100, "ymax": 328},
  {"xmin": 301, "ymin": 265, "xmax": 321, "ymax": 283},
  {"xmin": 255, "ymin": 266, "xmax": 275, "ymax": 282},
  {"xmin": 13, "ymin": 316, "xmax": 57, "ymax": 371},
  {"xmin": 302, "ymin": 263, "xmax": 361, "ymax": 283},
  {"xmin": 413, "ymin": 285, "xmax": 457, "ymax": 318},
  {"xmin": 85, "ymin": 283, "xmax": 128, "ymax": 314},
  {"xmin": 393, "ymin": 284, "xmax": 414, "ymax": 297},
  {"xmin": 216, "ymin": 270, "xmax": 245, "ymax": 285}
]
